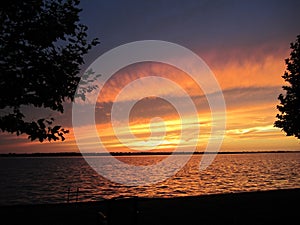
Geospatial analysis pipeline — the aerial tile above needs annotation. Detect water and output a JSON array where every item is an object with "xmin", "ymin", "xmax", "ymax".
[{"xmin": 0, "ymin": 153, "xmax": 299, "ymax": 206}]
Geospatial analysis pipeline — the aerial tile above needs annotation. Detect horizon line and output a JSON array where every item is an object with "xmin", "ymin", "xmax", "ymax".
[{"xmin": 1, "ymin": 150, "xmax": 299, "ymax": 157}]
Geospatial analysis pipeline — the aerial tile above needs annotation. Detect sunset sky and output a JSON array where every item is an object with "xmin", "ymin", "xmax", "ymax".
[{"xmin": 1, "ymin": 0, "xmax": 300, "ymax": 153}]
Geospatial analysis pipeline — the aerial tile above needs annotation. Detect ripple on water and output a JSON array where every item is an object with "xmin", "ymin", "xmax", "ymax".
[{"xmin": 0, "ymin": 153, "xmax": 299, "ymax": 205}]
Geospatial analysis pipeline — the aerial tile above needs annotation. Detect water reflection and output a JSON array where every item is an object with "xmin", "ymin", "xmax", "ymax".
[{"xmin": 0, "ymin": 153, "xmax": 299, "ymax": 205}]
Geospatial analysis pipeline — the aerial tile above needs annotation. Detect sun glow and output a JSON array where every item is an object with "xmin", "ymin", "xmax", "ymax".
[
  {"xmin": 2, "ymin": 48, "xmax": 299, "ymax": 153},
  {"xmin": 89, "ymin": 51, "xmax": 295, "ymax": 153}
]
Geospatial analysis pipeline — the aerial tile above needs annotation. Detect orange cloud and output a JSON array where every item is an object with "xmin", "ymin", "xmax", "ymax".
[
  {"xmin": 96, "ymin": 62, "xmax": 204, "ymax": 104},
  {"xmin": 203, "ymin": 46, "xmax": 289, "ymax": 90},
  {"xmin": 2, "ymin": 43, "xmax": 299, "ymax": 154}
]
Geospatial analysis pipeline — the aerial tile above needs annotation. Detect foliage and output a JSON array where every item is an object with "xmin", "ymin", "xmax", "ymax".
[
  {"xmin": 275, "ymin": 35, "xmax": 300, "ymax": 139},
  {"xmin": 0, "ymin": 0, "xmax": 99, "ymax": 142}
]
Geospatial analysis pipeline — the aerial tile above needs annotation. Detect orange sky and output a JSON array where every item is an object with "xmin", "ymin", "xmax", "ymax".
[
  {"xmin": 1, "ymin": 45, "xmax": 299, "ymax": 154},
  {"xmin": 2, "ymin": 1, "xmax": 300, "ymax": 153},
  {"xmin": 91, "ymin": 50, "xmax": 299, "ymax": 153}
]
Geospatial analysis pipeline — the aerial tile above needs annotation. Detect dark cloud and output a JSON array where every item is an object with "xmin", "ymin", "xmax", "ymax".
[
  {"xmin": 221, "ymin": 85, "xmax": 282, "ymax": 109},
  {"xmin": 93, "ymin": 85, "xmax": 281, "ymax": 124},
  {"xmin": 80, "ymin": 0, "xmax": 300, "ymax": 67}
]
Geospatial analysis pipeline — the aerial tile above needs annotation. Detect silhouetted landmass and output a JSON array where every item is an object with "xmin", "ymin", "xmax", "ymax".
[
  {"xmin": 1, "ymin": 150, "xmax": 299, "ymax": 157},
  {"xmin": 0, "ymin": 188, "xmax": 299, "ymax": 225}
]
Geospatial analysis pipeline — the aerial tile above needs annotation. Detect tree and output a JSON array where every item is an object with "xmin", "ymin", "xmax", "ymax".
[
  {"xmin": 0, "ymin": 0, "xmax": 99, "ymax": 142},
  {"xmin": 275, "ymin": 35, "xmax": 300, "ymax": 139}
]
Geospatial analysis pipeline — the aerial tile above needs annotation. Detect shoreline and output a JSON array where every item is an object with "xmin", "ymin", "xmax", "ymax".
[
  {"xmin": 1, "ymin": 150, "xmax": 299, "ymax": 157},
  {"xmin": 1, "ymin": 188, "xmax": 299, "ymax": 225}
]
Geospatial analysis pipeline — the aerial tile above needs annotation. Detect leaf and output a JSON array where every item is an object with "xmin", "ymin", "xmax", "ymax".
[
  {"xmin": 37, "ymin": 119, "xmax": 45, "ymax": 129},
  {"xmin": 53, "ymin": 126, "xmax": 61, "ymax": 132}
]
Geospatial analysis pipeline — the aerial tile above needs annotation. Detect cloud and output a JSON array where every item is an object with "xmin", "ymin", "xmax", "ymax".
[
  {"xmin": 94, "ymin": 85, "xmax": 281, "ymax": 124},
  {"xmin": 221, "ymin": 86, "xmax": 282, "ymax": 109},
  {"xmin": 94, "ymin": 62, "xmax": 202, "ymax": 103},
  {"xmin": 80, "ymin": 0, "xmax": 300, "ymax": 66}
]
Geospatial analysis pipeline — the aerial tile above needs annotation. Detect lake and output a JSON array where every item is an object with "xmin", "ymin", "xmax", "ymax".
[{"xmin": 0, "ymin": 153, "xmax": 299, "ymax": 206}]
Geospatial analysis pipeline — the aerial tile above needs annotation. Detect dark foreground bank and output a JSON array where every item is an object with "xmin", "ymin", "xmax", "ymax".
[{"xmin": 1, "ymin": 188, "xmax": 299, "ymax": 225}]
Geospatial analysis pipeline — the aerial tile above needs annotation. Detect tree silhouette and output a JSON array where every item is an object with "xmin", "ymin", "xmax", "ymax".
[
  {"xmin": 275, "ymin": 35, "xmax": 300, "ymax": 139},
  {"xmin": 0, "ymin": 0, "xmax": 99, "ymax": 142}
]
